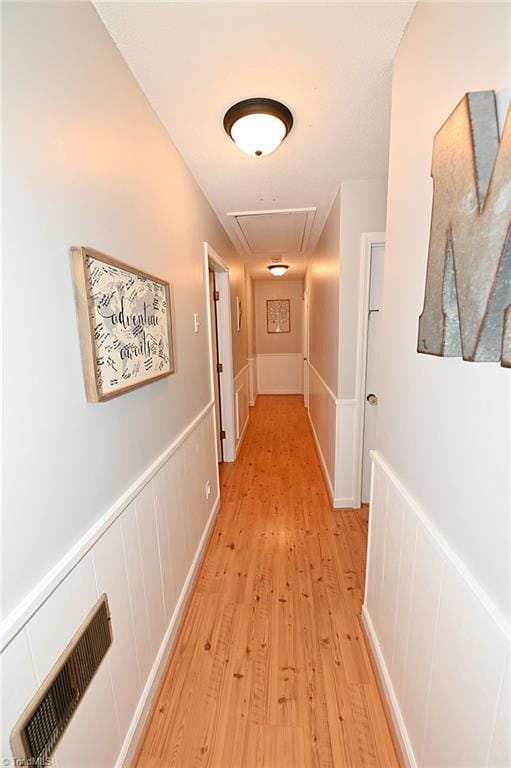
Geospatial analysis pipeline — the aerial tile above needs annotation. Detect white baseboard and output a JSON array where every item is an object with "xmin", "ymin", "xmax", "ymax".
[
  {"xmin": 333, "ymin": 496, "xmax": 356, "ymax": 509},
  {"xmin": 117, "ymin": 493, "xmax": 221, "ymax": 767},
  {"xmin": 361, "ymin": 606, "xmax": 417, "ymax": 768}
]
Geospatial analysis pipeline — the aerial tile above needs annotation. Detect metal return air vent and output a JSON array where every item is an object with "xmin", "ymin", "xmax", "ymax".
[{"xmin": 11, "ymin": 595, "xmax": 112, "ymax": 765}]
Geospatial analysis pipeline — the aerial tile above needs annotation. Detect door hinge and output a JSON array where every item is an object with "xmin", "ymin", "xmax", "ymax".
[
  {"xmin": 216, "ymin": 362, "xmax": 223, "ymax": 373},
  {"xmin": 214, "ymin": 290, "xmax": 220, "ymax": 301},
  {"xmin": 220, "ymin": 429, "xmax": 226, "ymax": 440}
]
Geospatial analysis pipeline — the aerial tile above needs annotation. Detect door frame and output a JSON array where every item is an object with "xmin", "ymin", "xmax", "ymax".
[
  {"xmin": 353, "ymin": 232, "xmax": 386, "ymax": 507},
  {"xmin": 303, "ymin": 287, "xmax": 310, "ymax": 409},
  {"xmin": 203, "ymin": 242, "xmax": 236, "ymax": 463}
]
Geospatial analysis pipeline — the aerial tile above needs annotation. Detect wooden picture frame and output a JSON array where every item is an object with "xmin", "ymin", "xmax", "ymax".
[
  {"xmin": 266, "ymin": 299, "xmax": 291, "ymax": 334},
  {"xmin": 71, "ymin": 246, "xmax": 175, "ymax": 402}
]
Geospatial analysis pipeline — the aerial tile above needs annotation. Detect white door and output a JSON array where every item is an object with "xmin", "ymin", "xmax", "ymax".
[
  {"xmin": 303, "ymin": 289, "xmax": 309, "ymax": 408},
  {"xmin": 361, "ymin": 244, "xmax": 384, "ymax": 503}
]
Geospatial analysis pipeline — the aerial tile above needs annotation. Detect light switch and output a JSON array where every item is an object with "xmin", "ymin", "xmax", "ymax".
[{"xmin": 193, "ymin": 313, "xmax": 200, "ymax": 333}]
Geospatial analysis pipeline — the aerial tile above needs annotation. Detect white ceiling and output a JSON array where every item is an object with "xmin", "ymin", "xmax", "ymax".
[{"xmin": 96, "ymin": 1, "xmax": 414, "ymax": 279}]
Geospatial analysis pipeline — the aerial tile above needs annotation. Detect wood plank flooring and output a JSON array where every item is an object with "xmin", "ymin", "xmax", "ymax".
[{"xmin": 136, "ymin": 395, "xmax": 400, "ymax": 768}]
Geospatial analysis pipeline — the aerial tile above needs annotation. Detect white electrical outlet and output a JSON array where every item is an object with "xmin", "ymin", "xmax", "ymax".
[
  {"xmin": 193, "ymin": 313, "xmax": 200, "ymax": 333},
  {"xmin": 205, "ymin": 480, "xmax": 211, "ymax": 499}
]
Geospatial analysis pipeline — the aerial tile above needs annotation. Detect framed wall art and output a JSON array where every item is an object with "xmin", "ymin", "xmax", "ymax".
[
  {"xmin": 267, "ymin": 299, "xmax": 290, "ymax": 334},
  {"xmin": 71, "ymin": 246, "xmax": 175, "ymax": 402}
]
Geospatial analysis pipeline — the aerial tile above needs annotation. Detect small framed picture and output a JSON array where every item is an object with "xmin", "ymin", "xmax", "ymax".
[
  {"xmin": 267, "ymin": 299, "xmax": 290, "ymax": 334},
  {"xmin": 71, "ymin": 246, "xmax": 175, "ymax": 402},
  {"xmin": 236, "ymin": 295, "xmax": 242, "ymax": 332}
]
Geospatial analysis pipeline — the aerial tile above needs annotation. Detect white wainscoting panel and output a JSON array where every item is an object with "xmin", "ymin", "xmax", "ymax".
[
  {"xmin": 256, "ymin": 353, "xmax": 303, "ymax": 395},
  {"xmin": 363, "ymin": 451, "xmax": 510, "ymax": 768},
  {"xmin": 0, "ymin": 404, "xmax": 220, "ymax": 768},
  {"xmin": 234, "ymin": 365, "xmax": 249, "ymax": 456},
  {"xmin": 335, "ymin": 399, "xmax": 357, "ymax": 508},
  {"xmin": 306, "ymin": 363, "xmax": 357, "ymax": 509},
  {"xmin": 247, "ymin": 356, "xmax": 257, "ymax": 406},
  {"xmin": 307, "ymin": 362, "xmax": 336, "ymax": 500}
]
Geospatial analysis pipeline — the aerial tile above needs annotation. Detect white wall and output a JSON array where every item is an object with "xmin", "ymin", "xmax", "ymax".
[
  {"xmin": 363, "ymin": 4, "xmax": 510, "ymax": 766},
  {"xmin": 306, "ymin": 190, "xmax": 341, "ymax": 397},
  {"xmin": 1, "ymin": 2, "xmax": 246, "ymax": 764},
  {"xmin": 338, "ymin": 179, "xmax": 387, "ymax": 398}
]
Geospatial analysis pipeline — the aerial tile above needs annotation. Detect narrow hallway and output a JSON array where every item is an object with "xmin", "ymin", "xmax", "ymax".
[{"xmin": 136, "ymin": 396, "xmax": 399, "ymax": 767}]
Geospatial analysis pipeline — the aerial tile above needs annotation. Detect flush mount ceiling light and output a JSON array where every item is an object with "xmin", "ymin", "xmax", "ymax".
[
  {"xmin": 267, "ymin": 263, "xmax": 289, "ymax": 277},
  {"xmin": 223, "ymin": 98, "xmax": 293, "ymax": 157}
]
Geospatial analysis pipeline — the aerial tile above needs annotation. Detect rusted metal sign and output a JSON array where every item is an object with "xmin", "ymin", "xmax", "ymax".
[{"xmin": 418, "ymin": 91, "xmax": 511, "ymax": 368}]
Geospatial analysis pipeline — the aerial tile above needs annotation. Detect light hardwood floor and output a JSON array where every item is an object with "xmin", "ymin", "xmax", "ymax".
[{"xmin": 135, "ymin": 395, "xmax": 400, "ymax": 767}]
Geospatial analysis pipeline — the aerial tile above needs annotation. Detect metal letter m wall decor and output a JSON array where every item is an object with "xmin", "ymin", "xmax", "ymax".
[{"xmin": 418, "ymin": 91, "xmax": 511, "ymax": 367}]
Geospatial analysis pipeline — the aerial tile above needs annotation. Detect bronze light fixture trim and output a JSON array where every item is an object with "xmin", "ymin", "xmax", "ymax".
[{"xmin": 223, "ymin": 98, "xmax": 294, "ymax": 157}]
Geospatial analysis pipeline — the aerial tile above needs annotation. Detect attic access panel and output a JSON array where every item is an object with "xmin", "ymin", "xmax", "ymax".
[
  {"xmin": 227, "ymin": 208, "xmax": 316, "ymax": 255},
  {"xmin": 10, "ymin": 596, "xmax": 112, "ymax": 765}
]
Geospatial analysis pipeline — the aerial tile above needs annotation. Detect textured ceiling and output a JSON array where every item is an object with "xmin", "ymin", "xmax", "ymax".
[{"xmin": 96, "ymin": 2, "xmax": 414, "ymax": 278}]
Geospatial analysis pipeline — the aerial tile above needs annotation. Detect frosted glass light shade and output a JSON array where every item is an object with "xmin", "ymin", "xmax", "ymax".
[
  {"xmin": 267, "ymin": 264, "xmax": 289, "ymax": 277},
  {"xmin": 223, "ymin": 98, "xmax": 293, "ymax": 158},
  {"xmin": 231, "ymin": 114, "xmax": 287, "ymax": 157}
]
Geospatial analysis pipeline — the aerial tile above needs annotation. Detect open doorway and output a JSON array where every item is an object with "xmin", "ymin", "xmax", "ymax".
[
  {"xmin": 354, "ymin": 233, "xmax": 386, "ymax": 505},
  {"xmin": 203, "ymin": 243, "xmax": 236, "ymax": 464}
]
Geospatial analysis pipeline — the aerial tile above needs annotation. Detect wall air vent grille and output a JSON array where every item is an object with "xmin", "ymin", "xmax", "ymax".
[{"xmin": 10, "ymin": 595, "xmax": 112, "ymax": 765}]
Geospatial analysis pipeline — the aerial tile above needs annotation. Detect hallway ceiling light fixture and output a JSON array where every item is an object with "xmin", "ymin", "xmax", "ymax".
[
  {"xmin": 223, "ymin": 98, "xmax": 293, "ymax": 157},
  {"xmin": 267, "ymin": 263, "xmax": 289, "ymax": 277}
]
